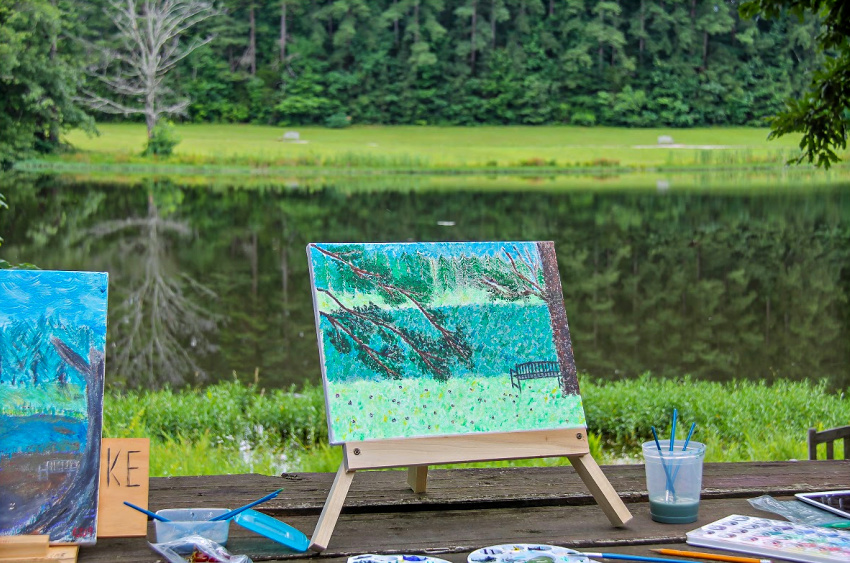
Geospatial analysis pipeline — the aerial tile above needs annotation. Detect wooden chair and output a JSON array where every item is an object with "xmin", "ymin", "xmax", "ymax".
[{"xmin": 808, "ymin": 426, "xmax": 850, "ymax": 460}]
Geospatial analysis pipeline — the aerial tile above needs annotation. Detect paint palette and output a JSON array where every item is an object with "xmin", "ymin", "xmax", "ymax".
[
  {"xmin": 687, "ymin": 514, "xmax": 850, "ymax": 563},
  {"xmin": 348, "ymin": 555, "xmax": 452, "ymax": 563},
  {"xmin": 468, "ymin": 544, "xmax": 589, "ymax": 563}
]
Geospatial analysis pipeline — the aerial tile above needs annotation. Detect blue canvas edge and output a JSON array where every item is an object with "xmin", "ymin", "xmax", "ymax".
[{"xmin": 305, "ymin": 245, "xmax": 341, "ymax": 445}]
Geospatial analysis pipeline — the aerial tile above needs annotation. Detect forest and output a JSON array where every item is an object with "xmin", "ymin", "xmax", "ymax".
[
  {"xmin": 18, "ymin": 0, "xmax": 824, "ymax": 129},
  {"xmin": 170, "ymin": 0, "xmax": 823, "ymax": 128}
]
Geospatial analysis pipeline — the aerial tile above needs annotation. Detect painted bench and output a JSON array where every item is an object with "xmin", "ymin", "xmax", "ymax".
[{"xmin": 509, "ymin": 360, "xmax": 561, "ymax": 393}]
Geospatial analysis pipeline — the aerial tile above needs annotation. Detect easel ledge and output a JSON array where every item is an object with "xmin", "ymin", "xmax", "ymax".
[
  {"xmin": 309, "ymin": 428, "xmax": 633, "ymax": 551},
  {"xmin": 0, "ymin": 535, "xmax": 77, "ymax": 563}
]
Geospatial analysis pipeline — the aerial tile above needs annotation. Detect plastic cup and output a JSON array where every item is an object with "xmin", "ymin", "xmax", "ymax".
[
  {"xmin": 642, "ymin": 439, "xmax": 705, "ymax": 524},
  {"xmin": 154, "ymin": 508, "xmax": 231, "ymax": 545}
]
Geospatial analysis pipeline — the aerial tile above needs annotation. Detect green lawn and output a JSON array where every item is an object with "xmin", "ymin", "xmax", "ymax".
[{"xmin": 58, "ymin": 123, "xmax": 816, "ymax": 171}]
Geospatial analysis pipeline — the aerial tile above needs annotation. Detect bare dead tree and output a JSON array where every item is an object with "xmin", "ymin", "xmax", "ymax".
[{"xmin": 81, "ymin": 0, "xmax": 222, "ymax": 138}]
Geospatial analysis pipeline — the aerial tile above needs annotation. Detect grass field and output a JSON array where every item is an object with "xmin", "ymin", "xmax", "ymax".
[{"xmin": 54, "ymin": 123, "xmax": 823, "ymax": 172}]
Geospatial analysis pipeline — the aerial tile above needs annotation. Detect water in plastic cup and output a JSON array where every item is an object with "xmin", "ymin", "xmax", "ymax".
[{"xmin": 642, "ymin": 439, "xmax": 705, "ymax": 524}]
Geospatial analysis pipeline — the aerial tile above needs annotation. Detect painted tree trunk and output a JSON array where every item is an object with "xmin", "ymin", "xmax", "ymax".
[
  {"xmin": 22, "ymin": 339, "xmax": 104, "ymax": 541},
  {"xmin": 537, "ymin": 241, "xmax": 579, "ymax": 396}
]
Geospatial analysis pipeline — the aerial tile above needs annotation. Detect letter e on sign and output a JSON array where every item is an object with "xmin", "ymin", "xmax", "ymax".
[{"xmin": 97, "ymin": 438, "xmax": 150, "ymax": 537}]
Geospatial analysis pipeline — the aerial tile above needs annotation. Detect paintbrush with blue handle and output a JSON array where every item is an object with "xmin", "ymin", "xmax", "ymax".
[{"xmin": 209, "ymin": 488, "xmax": 284, "ymax": 521}]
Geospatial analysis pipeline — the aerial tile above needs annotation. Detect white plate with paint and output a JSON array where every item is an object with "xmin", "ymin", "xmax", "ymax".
[
  {"xmin": 469, "ymin": 544, "xmax": 590, "ymax": 563},
  {"xmin": 349, "ymin": 555, "xmax": 452, "ymax": 563}
]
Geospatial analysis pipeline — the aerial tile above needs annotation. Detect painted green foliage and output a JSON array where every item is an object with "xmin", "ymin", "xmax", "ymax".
[{"xmin": 308, "ymin": 241, "xmax": 584, "ymax": 443}]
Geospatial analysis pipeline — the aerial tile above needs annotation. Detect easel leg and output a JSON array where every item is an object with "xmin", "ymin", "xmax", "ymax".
[
  {"xmin": 407, "ymin": 465, "xmax": 428, "ymax": 493},
  {"xmin": 568, "ymin": 453, "xmax": 633, "ymax": 527},
  {"xmin": 309, "ymin": 463, "xmax": 355, "ymax": 552}
]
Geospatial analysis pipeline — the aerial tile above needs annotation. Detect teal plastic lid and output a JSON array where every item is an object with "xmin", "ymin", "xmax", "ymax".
[{"xmin": 233, "ymin": 509, "xmax": 310, "ymax": 552}]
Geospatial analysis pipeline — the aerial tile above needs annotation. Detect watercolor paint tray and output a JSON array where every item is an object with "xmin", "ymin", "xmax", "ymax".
[{"xmin": 687, "ymin": 514, "xmax": 850, "ymax": 563}]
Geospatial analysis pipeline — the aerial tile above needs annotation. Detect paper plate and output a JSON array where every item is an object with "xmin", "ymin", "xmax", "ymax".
[
  {"xmin": 233, "ymin": 509, "xmax": 310, "ymax": 552},
  {"xmin": 348, "ymin": 555, "xmax": 453, "ymax": 563},
  {"xmin": 468, "ymin": 544, "xmax": 589, "ymax": 563}
]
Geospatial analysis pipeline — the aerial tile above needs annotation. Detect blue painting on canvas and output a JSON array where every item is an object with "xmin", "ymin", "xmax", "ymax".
[{"xmin": 0, "ymin": 270, "xmax": 108, "ymax": 544}]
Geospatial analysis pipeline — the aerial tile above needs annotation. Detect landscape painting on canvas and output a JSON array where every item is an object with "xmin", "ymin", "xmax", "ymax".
[
  {"xmin": 0, "ymin": 270, "xmax": 108, "ymax": 544},
  {"xmin": 307, "ymin": 241, "xmax": 585, "ymax": 444}
]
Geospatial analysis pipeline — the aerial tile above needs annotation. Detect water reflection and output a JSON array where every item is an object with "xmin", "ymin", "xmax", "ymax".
[
  {"xmin": 89, "ymin": 184, "xmax": 220, "ymax": 387},
  {"xmin": 1, "ymin": 174, "xmax": 848, "ymax": 389}
]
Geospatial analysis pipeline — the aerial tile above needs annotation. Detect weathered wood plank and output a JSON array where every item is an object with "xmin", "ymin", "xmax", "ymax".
[
  {"xmin": 284, "ymin": 497, "xmax": 775, "ymax": 558},
  {"xmin": 149, "ymin": 460, "xmax": 850, "ymax": 514},
  {"xmin": 79, "ymin": 498, "xmax": 773, "ymax": 563},
  {"xmin": 85, "ymin": 462, "xmax": 847, "ymax": 562}
]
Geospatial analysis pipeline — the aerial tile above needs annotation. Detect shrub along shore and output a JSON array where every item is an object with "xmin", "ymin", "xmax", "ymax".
[{"xmin": 103, "ymin": 375, "xmax": 849, "ymax": 477}]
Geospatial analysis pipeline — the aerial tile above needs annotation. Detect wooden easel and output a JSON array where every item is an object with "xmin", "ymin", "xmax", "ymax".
[
  {"xmin": 309, "ymin": 428, "xmax": 633, "ymax": 551},
  {"xmin": 0, "ymin": 536, "xmax": 78, "ymax": 563}
]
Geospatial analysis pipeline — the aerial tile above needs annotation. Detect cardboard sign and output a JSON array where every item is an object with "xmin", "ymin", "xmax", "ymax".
[{"xmin": 96, "ymin": 438, "xmax": 150, "ymax": 538}]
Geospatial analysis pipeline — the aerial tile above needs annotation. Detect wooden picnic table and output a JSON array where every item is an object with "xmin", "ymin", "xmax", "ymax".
[{"xmin": 79, "ymin": 460, "xmax": 850, "ymax": 563}]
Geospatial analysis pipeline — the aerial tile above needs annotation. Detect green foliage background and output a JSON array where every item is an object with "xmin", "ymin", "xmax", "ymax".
[
  {"xmin": 102, "ymin": 377, "xmax": 849, "ymax": 476},
  {"xmin": 3, "ymin": 1, "xmax": 847, "ymax": 165},
  {"xmin": 76, "ymin": 0, "xmax": 824, "ymax": 129},
  {"xmin": 0, "ymin": 0, "xmax": 91, "ymax": 166}
]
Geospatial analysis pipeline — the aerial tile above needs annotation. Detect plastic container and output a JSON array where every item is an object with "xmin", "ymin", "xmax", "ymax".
[
  {"xmin": 642, "ymin": 439, "xmax": 706, "ymax": 524},
  {"xmin": 233, "ymin": 509, "xmax": 309, "ymax": 552},
  {"xmin": 154, "ymin": 508, "xmax": 231, "ymax": 545}
]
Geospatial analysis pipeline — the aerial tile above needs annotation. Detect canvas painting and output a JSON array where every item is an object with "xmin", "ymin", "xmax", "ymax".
[
  {"xmin": 0, "ymin": 270, "xmax": 108, "ymax": 544},
  {"xmin": 307, "ymin": 241, "xmax": 585, "ymax": 444}
]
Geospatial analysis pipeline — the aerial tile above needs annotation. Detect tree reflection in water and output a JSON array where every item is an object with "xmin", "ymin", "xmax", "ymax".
[
  {"xmin": 2, "ymin": 173, "xmax": 849, "ymax": 390},
  {"xmin": 90, "ymin": 184, "xmax": 220, "ymax": 388}
]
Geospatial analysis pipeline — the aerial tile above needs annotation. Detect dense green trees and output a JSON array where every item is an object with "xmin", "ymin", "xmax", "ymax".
[
  {"xmin": 0, "ymin": 0, "xmax": 91, "ymax": 166},
  {"xmin": 74, "ymin": 0, "xmax": 821, "ymax": 129},
  {"xmin": 1, "ymin": 1, "xmax": 844, "ymax": 162},
  {"xmin": 741, "ymin": 0, "xmax": 850, "ymax": 168}
]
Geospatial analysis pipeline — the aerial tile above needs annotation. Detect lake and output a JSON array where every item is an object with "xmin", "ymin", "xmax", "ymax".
[{"xmin": 2, "ymin": 171, "xmax": 849, "ymax": 390}]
